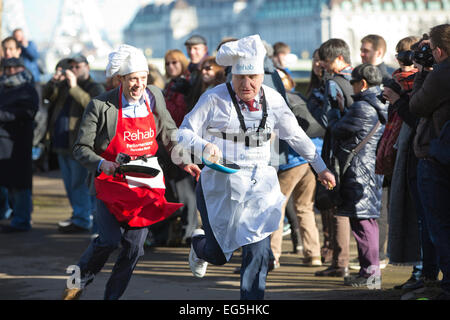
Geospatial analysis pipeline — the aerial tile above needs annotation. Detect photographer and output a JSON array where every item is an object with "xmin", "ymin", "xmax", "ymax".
[
  {"xmin": 383, "ymin": 36, "xmax": 440, "ymax": 293},
  {"xmin": 42, "ymin": 55, "xmax": 105, "ymax": 234},
  {"xmin": 409, "ymin": 24, "xmax": 450, "ymax": 300}
]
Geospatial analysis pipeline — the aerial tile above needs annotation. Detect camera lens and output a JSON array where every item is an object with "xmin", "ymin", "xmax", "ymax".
[{"xmin": 413, "ymin": 44, "xmax": 434, "ymax": 68}]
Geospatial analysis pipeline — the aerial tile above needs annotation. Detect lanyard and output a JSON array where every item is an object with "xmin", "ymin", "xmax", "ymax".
[{"xmin": 225, "ymin": 82, "xmax": 271, "ymax": 147}]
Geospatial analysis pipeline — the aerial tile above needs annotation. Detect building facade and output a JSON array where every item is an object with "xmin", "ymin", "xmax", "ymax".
[{"xmin": 123, "ymin": 0, "xmax": 450, "ymax": 67}]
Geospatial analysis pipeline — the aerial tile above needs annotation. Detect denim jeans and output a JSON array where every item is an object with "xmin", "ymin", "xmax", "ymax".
[
  {"xmin": 8, "ymin": 188, "xmax": 33, "ymax": 230},
  {"xmin": 408, "ymin": 169, "xmax": 439, "ymax": 280},
  {"xmin": 78, "ymin": 199, "xmax": 148, "ymax": 300},
  {"xmin": 193, "ymin": 179, "xmax": 271, "ymax": 300},
  {"xmin": 57, "ymin": 154, "xmax": 93, "ymax": 229},
  {"xmin": 417, "ymin": 159, "xmax": 450, "ymax": 292}
]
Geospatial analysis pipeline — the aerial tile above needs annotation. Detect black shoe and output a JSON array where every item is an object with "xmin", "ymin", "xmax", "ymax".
[
  {"xmin": 394, "ymin": 276, "xmax": 419, "ymax": 290},
  {"xmin": 315, "ymin": 266, "xmax": 349, "ymax": 277},
  {"xmin": 58, "ymin": 222, "xmax": 89, "ymax": 234},
  {"xmin": 0, "ymin": 225, "xmax": 29, "ymax": 233}
]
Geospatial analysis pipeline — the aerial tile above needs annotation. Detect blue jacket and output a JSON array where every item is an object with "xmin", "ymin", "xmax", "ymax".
[
  {"xmin": 279, "ymin": 137, "xmax": 323, "ymax": 171},
  {"xmin": 20, "ymin": 41, "xmax": 41, "ymax": 83}
]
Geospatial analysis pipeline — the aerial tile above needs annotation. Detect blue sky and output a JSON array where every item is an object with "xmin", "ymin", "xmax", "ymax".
[{"xmin": 22, "ymin": 0, "xmax": 150, "ymax": 45}]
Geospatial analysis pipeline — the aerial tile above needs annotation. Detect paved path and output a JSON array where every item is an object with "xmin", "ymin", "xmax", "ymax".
[{"xmin": 0, "ymin": 170, "xmax": 414, "ymax": 301}]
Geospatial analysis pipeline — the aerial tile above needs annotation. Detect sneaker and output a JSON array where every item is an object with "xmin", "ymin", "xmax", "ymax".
[
  {"xmin": 344, "ymin": 274, "xmax": 381, "ymax": 288},
  {"xmin": 303, "ymin": 256, "xmax": 322, "ymax": 267},
  {"xmin": 349, "ymin": 257, "xmax": 360, "ymax": 270},
  {"xmin": 58, "ymin": 219, "xmax": 72, "ymax": 228},
  {"xmin": 282, "ymin": 223, "xmax": 291, "ymax": 236},
  {"xmin": 189, "ymin": 229, "xmax": 208, "ymax": 278},
  {"xmin": 268, "ymin": 259, "xmax": 280, "ymax": 272},
  {"xmin": 62, "ymin": 271, "xmax": 94, "ymax": 300}
]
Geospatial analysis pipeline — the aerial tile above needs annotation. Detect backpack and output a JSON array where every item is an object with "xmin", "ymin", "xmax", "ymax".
[{"xmin": 286, "ymin": 91, "xmax": 326, "ymax": 138}]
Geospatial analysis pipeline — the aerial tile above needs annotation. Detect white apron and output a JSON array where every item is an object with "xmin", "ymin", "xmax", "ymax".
[{"xmin": 201, "ymin": 123, "xmax": 285, "ymax": 261}]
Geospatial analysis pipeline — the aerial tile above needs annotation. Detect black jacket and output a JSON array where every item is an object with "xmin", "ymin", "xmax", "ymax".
[
  {"xmin": 410, "ymin": 57, "xmax": 450, "ymax": 158},
  {"xmin": 329, "ymin": 86, "xmax": 387, "ymax": 219},
  {"xmin": 0, "ymin": 72, "xmax": 39, "ymax": 188}
]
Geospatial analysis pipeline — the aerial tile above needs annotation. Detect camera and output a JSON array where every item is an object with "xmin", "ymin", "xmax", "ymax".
[
  {"xmin": 243, "ymin": 127, "xmax": 272, "ymax": 147},
  {"xmin": 413, "ymin": 44, "xmax": 434, "ymax": 68},
  {"xmin": 379, "ymin": 78, "xmax": 403, "ymax": 104},
  {"xmin": 411, "ymin": 34, "xmax": 435, "ymax": 68}
]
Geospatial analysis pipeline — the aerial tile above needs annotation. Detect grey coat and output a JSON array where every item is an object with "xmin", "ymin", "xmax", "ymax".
[
  {"xmin": 387, "ymin": 122, "xmax": 421, "ymax": 264},
  {"xmin": 73, "ymin": 85, "xmax": 178, "ymax": 194}
]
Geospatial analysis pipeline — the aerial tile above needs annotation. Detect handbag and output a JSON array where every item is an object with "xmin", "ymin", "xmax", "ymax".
[{"xmin": 315, "ymin": 121, "xmax": 381, "ymax": 211}]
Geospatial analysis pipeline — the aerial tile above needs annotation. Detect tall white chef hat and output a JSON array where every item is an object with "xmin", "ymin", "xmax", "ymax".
[
  {"xmin": 105, "ymin": 44, "xmax": 149, "ymax": 77},
  {"xmin": 216, "ymin": 34, "xmax": 266, "ymax": 75}
]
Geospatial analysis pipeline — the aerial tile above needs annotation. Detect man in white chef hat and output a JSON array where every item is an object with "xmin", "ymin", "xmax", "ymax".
[
  {"xmin": 177, "ymin": 35, "xmax": 336, "ymax": 300},
  {"xmin": 63, "ymin": 44, "xmax": 200, "ymax": 300}
]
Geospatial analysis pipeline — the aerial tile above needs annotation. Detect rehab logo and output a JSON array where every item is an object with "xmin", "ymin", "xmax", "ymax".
[{"xmin": 124, "ymin": 128, "xmax": 155, "ymax": 141}]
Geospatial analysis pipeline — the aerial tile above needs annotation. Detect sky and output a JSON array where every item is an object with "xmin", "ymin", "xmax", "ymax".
[{"xmin": 20, "ymin": 0, "xmax": 153, "ymax": 45}]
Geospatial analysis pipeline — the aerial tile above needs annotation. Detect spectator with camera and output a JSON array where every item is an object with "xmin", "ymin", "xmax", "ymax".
[
  {"xmin": 382, "ymin": 36, "xmax": 440, "ymax": 293},
  {"xmin": 42, "ymin": 55, "xmax": 105, "ymax": 234},
  {"xmin": 12, "ymin": 28, "xmax": 41, "ymax": 84},
  {"xmin": 409, "ymin": 24, "xmax": 450, "ymax": 300},
  {"xmin": 313, "ymin": 38, "xmax": 354, "ymax": 278}
]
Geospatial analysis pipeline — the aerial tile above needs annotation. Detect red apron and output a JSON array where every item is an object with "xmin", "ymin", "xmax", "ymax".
[{"xmin": 94, "ymin": 86, "xmax": 183, "ymax": 227}]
